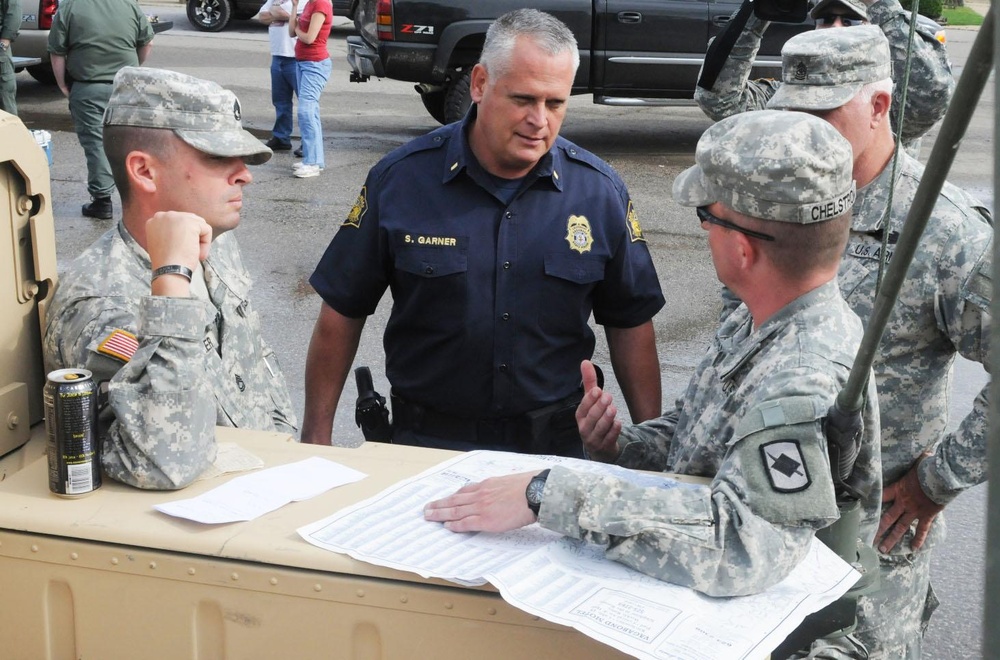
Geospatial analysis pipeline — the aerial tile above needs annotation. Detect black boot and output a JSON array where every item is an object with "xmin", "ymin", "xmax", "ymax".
[{"xmin": 82, "ymin": 196, "xmax": 113, "ymax": 220}]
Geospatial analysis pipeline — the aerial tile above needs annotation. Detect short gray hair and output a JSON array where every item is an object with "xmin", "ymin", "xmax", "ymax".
[
  {"xmin": 858, "ymin": 78, "xmax": 894, "ymax": 105},
  {"xmin": 479, "ymin": 9, "xmax": 580, "ymax": 81}
]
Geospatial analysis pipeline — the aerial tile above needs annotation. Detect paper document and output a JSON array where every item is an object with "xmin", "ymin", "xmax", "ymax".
[
  {"xmin": 155, "ymin": 457, "xmax": 367, "ymax": 524},
  {"xmin": 194, "ymin": 442, "xmax": 266, "ymax": 481},
  {"xmin": 298, "ymin": 451, "xmax": 860, "ymax": 660}
]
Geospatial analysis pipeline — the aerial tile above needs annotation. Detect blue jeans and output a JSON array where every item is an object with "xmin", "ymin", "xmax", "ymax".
[
  {"xmin": 270, "ymin": 56, "xmax": 298, "ymax": 144},
  {"xmin": 296, "ymin": 58, "xmax": 331, "ymax": 167}
]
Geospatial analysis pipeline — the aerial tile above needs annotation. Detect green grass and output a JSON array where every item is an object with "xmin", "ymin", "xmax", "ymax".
[{"xmin": 941, "ymin": 6, "xmax": 985, "ymax": 26}]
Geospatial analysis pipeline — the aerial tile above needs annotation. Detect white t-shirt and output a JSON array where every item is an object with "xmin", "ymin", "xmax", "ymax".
[{"xmin": 261, "ymin": 0, "xmax": 298, "ymax": 58}]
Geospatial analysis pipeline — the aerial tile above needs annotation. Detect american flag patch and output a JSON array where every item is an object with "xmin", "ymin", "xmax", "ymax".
[{"xmin": 97, "ymin": 329, "xmax": 139, "ymax": 363}]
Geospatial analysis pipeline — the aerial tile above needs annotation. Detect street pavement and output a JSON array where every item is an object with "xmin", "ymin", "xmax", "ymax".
[{"xmin": 10, "ymin": 7, "xmax": 994, "ymax": 657}]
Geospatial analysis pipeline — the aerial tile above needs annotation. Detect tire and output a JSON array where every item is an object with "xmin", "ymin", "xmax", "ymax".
[
  {"xmin": 27, "ymin": 64, "xmax": 56, "ymax": 85},
  {"xmin": 443, "ymin": 66, "xmax": 473, "ymax": 125},
  {"xmin": 187, "ymin": 0, "xmax": 232, "ymax": 32},
  {"xmin": 419, "ymin": 88, "xmax": 448, "ymax": 125}
]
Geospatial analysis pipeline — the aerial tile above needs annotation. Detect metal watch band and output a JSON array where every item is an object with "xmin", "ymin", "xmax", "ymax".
[{"xmin": 151, "ymin": 264, "xmax": 194, "ymax": 282}]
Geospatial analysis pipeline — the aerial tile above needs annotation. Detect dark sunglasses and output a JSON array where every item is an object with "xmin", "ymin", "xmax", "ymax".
[
  {"xmin": 816, "ymin": 14, "xmax": 867, "ymax": 26},
  {"xmin": 697, "ymin": 207, "xmax": 775, "ymax": 241}
]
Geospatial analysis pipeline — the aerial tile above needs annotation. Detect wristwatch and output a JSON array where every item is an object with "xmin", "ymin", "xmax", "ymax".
[
  {"xmin": 525, "ymin": 469, "xmax": 550, "ymax": 516},
  {"xmin": 0, "ymin": 42, "xmax": 8, "ymax": 52}
]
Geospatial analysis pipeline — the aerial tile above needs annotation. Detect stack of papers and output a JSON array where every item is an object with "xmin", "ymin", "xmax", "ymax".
[{"xmin": 298, "ymin": 451, "xmax": 860, "ymax": 660}]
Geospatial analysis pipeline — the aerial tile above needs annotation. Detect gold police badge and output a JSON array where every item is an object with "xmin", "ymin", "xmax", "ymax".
[
  {"xmin": 343, "ymin": 186, "xmax": 368, "ymax": 228},
  {"xmin": 566, "ymin": 215, "xmax": 593, "ymax": 254},
  {"xmin": 626, "ymin": 200, "xmax": 646, "ymax": 243}
]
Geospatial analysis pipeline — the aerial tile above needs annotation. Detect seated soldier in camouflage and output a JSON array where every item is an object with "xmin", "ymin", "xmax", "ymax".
[
  {"xmin": 44, "ymin": 67, "xmax": 298, "ymax": 490},
  {"xmin": 425, "ymin": 110, "xmax": 882, "ymax": 599}
]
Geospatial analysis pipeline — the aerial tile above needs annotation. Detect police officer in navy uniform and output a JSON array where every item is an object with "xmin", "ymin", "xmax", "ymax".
[{"xmin": 303, "ymin": 9, "xmax": 664, "ymax": 455}]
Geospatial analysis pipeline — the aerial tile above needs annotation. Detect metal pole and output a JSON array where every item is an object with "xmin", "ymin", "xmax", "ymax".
[
  {"xmin": 837, "ymin": 9, "xmax": 995, "ymax": 413},
  {"xmin": 985, "ymin": 5, "xmax": 1000, "ymax": 657}
]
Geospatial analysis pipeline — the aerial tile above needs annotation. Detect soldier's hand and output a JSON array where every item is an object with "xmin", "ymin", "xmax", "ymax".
[
  {"xmin": 146, "ymin": 212, "xmax": 213, "ymax": 296},
  {"xmin": 424, "ymin": 473, "xmax": 537, "ymax": 533},
  {"xmin": 877, "ymin": 453, "xmax": 944, "ymax": 553},
  {"xmin": 576, "ymin": 360, "xmax": 622, "ymax": 463}
]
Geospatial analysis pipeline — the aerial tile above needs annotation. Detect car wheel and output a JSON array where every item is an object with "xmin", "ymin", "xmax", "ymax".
[
  {"xmin": 419, "ymin": 88, "xmax": 448, "ymax": 125},
  {"xmin": 27, "ymin": 64, "xmax": 56, "ymax": 85},
  {"xmin": 187, "ymin": 0, "xmax": 232, "ymax": 32},
  {"xmin": 443, "ymin": 66, "xmax": 473, "ymax": 125}
]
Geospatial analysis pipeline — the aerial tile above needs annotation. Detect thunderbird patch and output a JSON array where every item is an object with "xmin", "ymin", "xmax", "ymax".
[
  {"xmin": 626, "ymin": 200, "xmax": 645, "ymax": 243},
  {"xmin": 760, "ymin": 440, "xmax": 811, "ymax": 493},
  {"xmin": 566, "ymin": 215, "xmax": 593, "ymax": 254},
  {"xmin": 343, "ymin": 186, "xmax": 368, "ymax": 228},
  {"xmin": 97, "ymin": 329, "xmax": 139, "ymax": 363}
]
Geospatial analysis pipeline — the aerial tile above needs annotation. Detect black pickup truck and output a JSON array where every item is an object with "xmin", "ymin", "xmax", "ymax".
[{"xmin": 347, "ymin": 0, "xmax": 811, "ymax": 124}]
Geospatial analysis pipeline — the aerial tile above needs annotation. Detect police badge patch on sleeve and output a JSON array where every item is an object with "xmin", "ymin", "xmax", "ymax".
[
  {"xmin": 759, "ymin": 440, "xmax": 811, "ymax": 493},
  {"xmin": 343, "ymin": 186, "xmax": 368, "ymax": 228},
  {"xmin": 626, "ymin": 200, "xmax": 646, "ymax": 243}
]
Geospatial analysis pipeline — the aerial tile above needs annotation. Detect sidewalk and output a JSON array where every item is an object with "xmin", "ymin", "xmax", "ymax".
[{"xmin": 965, "ymin": 0, "xmax": 990, "ymax": 17}]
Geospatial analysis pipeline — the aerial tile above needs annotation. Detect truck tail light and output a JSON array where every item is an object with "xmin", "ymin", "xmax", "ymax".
[
  {"xmin": 376, "ymin": 0, "xmax": 394, "ymax": 41},
  {"xmin": 39, "ymin": 0, "xmax": 59, "ymax": 30}
]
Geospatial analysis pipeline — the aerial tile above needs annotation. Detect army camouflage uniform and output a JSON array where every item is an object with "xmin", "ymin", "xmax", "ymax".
[
  {"xmin": 759, "ymin": 27, "xmax": 991, "ymax": 658},
  {"xmin": 44, "ymin": 223, "xmax": 298, "ymax": 490},
  {"xmin": 694, "ymin": 0, "xmax": 954, "ymax": 152},
  {"xmin": 539, "ymin": 111, "xmax": 882, "ymax": 599},
  {"xmin": 43, "ymin": 67, "xmax": 295, "ymax": 490},
  {"xmin": 843, "ymin": 150, "xmax": 992, "ymax": 659}
]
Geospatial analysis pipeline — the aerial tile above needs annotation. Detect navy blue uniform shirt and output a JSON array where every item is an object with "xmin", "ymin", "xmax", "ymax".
[{"xmin": 311, "ymin": 111, "xmax": 664, "ymax": 420}]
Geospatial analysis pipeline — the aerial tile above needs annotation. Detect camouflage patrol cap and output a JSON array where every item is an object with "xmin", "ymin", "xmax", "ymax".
[
  {"xmin": 766, "ymin": 25, "xmax": 891, "ymax": 112},
  {"xmin": 673, "ymin": 110, "xmax": 855, "ymax": 224},
  {"xmin": 103, "ymin": 67, "xmax": 271, "ymax": 165},
  {"xmin": 810, "ymin": 0, "xmax": 869, "ymax": 21}
]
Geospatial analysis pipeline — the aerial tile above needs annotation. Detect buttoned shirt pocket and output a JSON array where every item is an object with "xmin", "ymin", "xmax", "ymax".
[
  {"xmin": 540, "ymin": 253, "xmax": 606, "ymax": 333},
  {"xmin": 393, "ymin": 247, "xmax": 470, "ymax": 323}
]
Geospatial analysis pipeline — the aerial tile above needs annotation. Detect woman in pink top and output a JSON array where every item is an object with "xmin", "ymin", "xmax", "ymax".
[{"xmin": 288, "ymin": 0, "xmax": 332, "ymax": 178}]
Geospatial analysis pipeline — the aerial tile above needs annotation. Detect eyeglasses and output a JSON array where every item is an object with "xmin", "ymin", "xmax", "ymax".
[
  {"xmin": 697, "ymin": 207, "xmax": 775, "ymax": 241},
  {"xmin": 816, "ymin": 14, "xmax": 867, "ymax": 27}
]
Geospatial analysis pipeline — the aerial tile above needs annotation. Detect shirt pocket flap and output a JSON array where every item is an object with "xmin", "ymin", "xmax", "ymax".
[{"xmin": 544, "ymin": 253, "xmax": 605, "ymax": 284}]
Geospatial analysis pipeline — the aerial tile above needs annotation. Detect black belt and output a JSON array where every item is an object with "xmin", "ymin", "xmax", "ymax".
[{"xmin": 390, "ymin": 391, "xmax": 584, "ymax": 456}]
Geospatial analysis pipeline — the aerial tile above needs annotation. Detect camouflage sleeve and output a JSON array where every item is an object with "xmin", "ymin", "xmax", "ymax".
[
  {"xmin": 917, "ymin": 224, "xmax": 992, "ymax": 505},
  {"xmin": 540, "ymin": 397, "xmax": 840, "ymax": 596},
  {"xmin": 867, "ymin": 0, "xmax": 955, "ymax": 145},
  {"xmin": 614, "ymin": 409, "xmax": 680, "ymax": 472},
  {"xmin": 101, "ymin": 295, "xmax": 220, "ymax": 490},
  {"xmin": 694, "ymin": 14, "xmax": 782, "ymax": 122}
]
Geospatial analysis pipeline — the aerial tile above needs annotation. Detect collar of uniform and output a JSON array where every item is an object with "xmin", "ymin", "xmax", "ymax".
[
  {"xmin": 851, "ymin": 150, "xmax": 915, "ymax": 234},
  {"xmin": 442, "ymin": 105, "xmax": 563, "ymax": 191},
  {"xmin": 716, "ymin": 279, "xmax": 841, "ymax": 380},
  {"xmin": 118, "ymin": 220, "xmax": 154, "ymax": 271}
]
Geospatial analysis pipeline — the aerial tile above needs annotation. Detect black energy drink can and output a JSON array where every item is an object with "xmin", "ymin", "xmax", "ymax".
[{"xmin": 44, "ymin": 369, "xmax": 101, "ymax": 497}]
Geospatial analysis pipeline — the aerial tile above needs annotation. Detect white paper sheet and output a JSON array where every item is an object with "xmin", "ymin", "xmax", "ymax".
[
  {"xmin": 155, "ymin": 457, "xmax": 367, "ymax": 524},
  {"xmin": 297, "ymin": 451, "xmax": 859, "ymax": 659}
]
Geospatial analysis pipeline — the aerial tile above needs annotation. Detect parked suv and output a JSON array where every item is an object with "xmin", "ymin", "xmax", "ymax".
[{"xmin": 186, "ymin": 0, "xmax": 358, "ymax": 32}]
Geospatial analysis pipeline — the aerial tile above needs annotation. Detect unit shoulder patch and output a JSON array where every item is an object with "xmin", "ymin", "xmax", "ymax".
[
  {"xmin": 97, "ymin": 329, "xmax": 139, "ymax": 363},
  {"xmin": 759, "ymin": 439, "xmax": 811, "ymax": 493}
]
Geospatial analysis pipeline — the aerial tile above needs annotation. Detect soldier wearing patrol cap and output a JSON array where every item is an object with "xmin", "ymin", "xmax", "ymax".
[
  {"xmin": 768, "ymin": 25, "xmax": 993, "ymax": 660},
  {"xmin": 425, "ymin": 111, "xmax": 882, "ymax": 606},
  {"xmin": 695, "ymin": 0, "xmax": 953, "ymax": 155},
  {"xmin": 43, "ymin": 67, "xmax": 298, "ymax": 490}
]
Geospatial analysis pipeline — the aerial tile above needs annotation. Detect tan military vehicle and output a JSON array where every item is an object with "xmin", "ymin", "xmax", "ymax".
[{"xmin": 0, "ymin": 110, "xmax": 620, "ymax": 658}]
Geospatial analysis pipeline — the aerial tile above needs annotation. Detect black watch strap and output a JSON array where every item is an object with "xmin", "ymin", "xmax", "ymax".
[{"xmin": 526, "ymin": 469, "xmax": 551, "ymax": 516}]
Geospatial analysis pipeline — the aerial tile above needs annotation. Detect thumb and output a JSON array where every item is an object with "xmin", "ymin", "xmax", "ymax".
[{"xmin": 580, "ymin": 360, "xmax": 599, "ymax": 393}]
